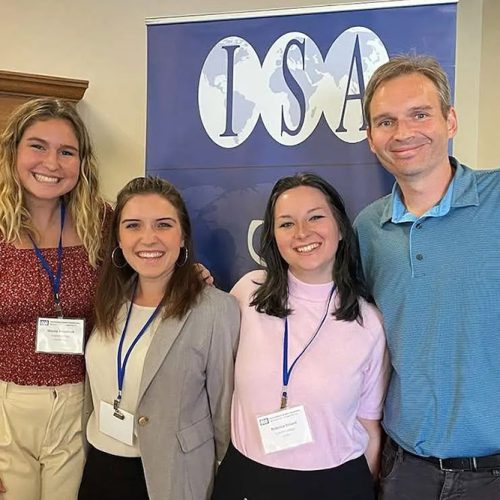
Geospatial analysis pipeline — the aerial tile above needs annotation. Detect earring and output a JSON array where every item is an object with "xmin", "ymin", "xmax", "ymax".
[
  {"xmin": 176, "ymin": 247, "xmax": 188, "ymax": 267},
  {"xmin": 111, "ymin": 247, "xmax": 128, "ymax": 269}
]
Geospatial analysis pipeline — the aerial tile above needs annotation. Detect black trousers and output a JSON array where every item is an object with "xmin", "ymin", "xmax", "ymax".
[
  {"xmin": 78, "ymin": 445, "xmax": 149, "ymax": 500},
  {"xmin": 379, "ymin": 438, "xmax": 500, "ymax": 500},
  {"xmin": 212, "ymin": 442, "xmax": 375, "ymax": 500}
]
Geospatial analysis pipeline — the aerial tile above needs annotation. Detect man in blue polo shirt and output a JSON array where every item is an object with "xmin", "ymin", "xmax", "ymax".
[{"xmin": 355, "ymin": 55, "xmax": 500, "ymax": 499}]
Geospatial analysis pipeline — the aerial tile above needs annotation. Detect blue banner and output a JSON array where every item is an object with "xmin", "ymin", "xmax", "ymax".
[{"xmin": 146, "ymin": 1, "xmax": 457, "ymax": 290}]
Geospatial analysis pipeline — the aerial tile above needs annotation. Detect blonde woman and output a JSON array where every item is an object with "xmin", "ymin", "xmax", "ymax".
[{"xmin": 0, "ymin": 98, "xmax": 108, "ymax": 500}]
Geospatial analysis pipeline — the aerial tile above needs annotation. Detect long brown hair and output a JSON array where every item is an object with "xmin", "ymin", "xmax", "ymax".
[{"xmin": 94, "ymin": 176, "xmax": 204, "ymax": 337}]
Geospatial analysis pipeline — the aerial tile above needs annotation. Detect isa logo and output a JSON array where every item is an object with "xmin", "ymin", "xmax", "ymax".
[
  {"xmin": 39, "ymin": 319, "xmax": 49, "ymax": 326},
  {"xmin": 198, "ymin": 26, "xmax": 388, "ymax": 148}
]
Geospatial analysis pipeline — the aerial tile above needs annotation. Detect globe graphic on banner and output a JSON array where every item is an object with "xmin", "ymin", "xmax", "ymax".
[
  {"xmin": 323, "ymin": 26, "xmax": 389, "ymax": 143},
  {"xmin": 198, "ymin": 36, "xmax": 262, "ymax": 148},
  {"xmin": 198, "ymin": 28, "xmax": 388, "ymax": 148},
  {"xmin": 260, "ymin": 32, "xmax": 324, "ymax": 146},
  {"xmin": 184, "ymin": 183, "xmax": 268, "ymax": 289}
]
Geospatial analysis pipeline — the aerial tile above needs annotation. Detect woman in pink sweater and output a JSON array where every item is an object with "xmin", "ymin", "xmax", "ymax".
[{"xmin": 213, "ymin": 172, "xmax": 389, "ymax": 500}]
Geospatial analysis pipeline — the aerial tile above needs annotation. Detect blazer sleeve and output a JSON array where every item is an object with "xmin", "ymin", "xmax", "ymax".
[{"xmin": 205, "ymin": 291, "xmax": 241, "ymax": 462}]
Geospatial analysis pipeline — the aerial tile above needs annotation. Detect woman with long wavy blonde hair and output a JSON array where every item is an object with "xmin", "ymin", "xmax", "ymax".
[{"xmin": 0, "ymin": 98, "xmax": 108, "ymax": 500}]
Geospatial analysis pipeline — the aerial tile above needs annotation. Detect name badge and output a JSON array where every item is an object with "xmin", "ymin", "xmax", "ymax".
[
  {"xmin": 257, "ymin": 405, "xmax": 313, "ymax": 454},
  {"xmin": 36, "ymin": 317, "xmax": 85, "ymax": 355},
  {"xmin": 99, "ymin": 401, "xmax": 135, "ymax": 446}
]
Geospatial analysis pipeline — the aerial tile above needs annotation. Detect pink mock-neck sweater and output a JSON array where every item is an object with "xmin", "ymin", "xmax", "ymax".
[{"xmin": 230, "ymin": 270, "xmax": 389, "ymax": 470}]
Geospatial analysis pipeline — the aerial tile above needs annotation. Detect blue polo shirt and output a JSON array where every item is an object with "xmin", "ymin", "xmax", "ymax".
[{"xmin": 355, "ymin": 158, "xmax": 500, "ymax": 457}]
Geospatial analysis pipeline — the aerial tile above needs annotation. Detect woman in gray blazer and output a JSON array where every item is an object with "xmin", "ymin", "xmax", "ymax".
[{"xmin": 78, "ymin": 176, "xmax": 240, "ymax": 500}]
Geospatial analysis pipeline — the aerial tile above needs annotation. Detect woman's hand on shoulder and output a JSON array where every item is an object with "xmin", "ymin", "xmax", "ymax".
[{"xmin": 195, "ymin": 263, "xmax": 214, "ymax": 286}]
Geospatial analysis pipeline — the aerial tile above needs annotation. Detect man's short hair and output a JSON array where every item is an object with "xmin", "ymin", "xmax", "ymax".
[{"xmin": 363, "ymin": 55, "xmax": 452, "ymax": 125}]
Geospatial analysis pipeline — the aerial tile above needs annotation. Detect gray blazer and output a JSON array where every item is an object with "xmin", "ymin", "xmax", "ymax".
[{"xmin": 84, "ymin": 286, "xmax": 239, "ymax": 500}]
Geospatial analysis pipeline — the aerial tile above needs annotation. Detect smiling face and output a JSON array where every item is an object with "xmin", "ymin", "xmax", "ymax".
[
  {"xmin": 16, "ymin": 118, "xmax": 81, "ymax": 206},
  {"xmin": 273, "ymin": 185, "xmax": 341, "ymax": 284},
  {"xmin": 367, "ymin": 73, "xmax": 457, "ymax": 183},
  {"xmin": 118, "ymin": 193, "xmax": 184, "ymax": 291}
]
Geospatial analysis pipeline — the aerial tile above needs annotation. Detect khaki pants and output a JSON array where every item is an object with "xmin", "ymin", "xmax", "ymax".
[{"xmin": 0, "ymin": 380, "xmax": 85, "ymax": 500}]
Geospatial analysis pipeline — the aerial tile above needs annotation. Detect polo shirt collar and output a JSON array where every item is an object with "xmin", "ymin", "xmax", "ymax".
[
  {"xmin": 450, "ymin": 157, "xmax": 479, "ymax": 208},
  {"xmin": 380, "ymin": 157, "xmax": 478, "ymax": 226}
]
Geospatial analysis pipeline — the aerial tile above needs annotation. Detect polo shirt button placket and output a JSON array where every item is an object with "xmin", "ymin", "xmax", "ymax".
[{"xmin": 408, "ymin": 221, "xmax": 426, "ymax": 277}]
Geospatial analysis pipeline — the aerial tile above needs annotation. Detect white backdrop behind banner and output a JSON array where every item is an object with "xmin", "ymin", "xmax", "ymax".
[{"xmin": 146, "ymin": 0, "xmax": 458, "ymax": 290}]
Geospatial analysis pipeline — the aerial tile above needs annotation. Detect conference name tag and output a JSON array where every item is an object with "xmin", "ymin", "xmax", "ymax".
[
  {"xmin": 257, "ymin": 405, "xmax": 313, "ymax": 454},
  {"xmin": 35, "ymin": 317, "xmax": 85, "ymax": 355},
  {"xmin": 99, "ymin": 401, "xmax": 135, "ymax": 446}
]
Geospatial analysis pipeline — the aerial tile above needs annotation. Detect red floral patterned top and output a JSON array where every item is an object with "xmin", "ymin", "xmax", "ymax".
[
  {"xmin": 0, "ymin": 203, "xmax": 112, "ymax": 387},
  {"xmin": 0, "ymin": 241, "xmax": 101, "ymax": 386}
]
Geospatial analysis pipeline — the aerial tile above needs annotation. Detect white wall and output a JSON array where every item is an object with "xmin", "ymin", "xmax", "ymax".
[
  {"xmin": 477, "ymin": 0, "xmax": 500, "ymax": 168},
  {"xmin": 453, "ymin": 0, "xmax": 483, "ymax": 167},
  {"xmin": 0, "ymin": 0, "xmax": 495, "ymax": 199}
]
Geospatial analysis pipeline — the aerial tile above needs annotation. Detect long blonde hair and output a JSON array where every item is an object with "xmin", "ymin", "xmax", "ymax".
[{"xmin": 0, "ymin": 98, "xmax": 106, "ymax": 267}]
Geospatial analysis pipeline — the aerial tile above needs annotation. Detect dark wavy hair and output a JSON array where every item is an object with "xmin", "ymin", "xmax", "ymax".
[
  {"xmin": 94, "ymin": 176, "xmax": 204, "ymax": 337},
  {"xmin": 250, "ymin": 172, "xmax": 369, "ymax": 323}
]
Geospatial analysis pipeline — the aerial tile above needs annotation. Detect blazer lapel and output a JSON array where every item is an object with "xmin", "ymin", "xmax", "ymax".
[{"xmin": 138, "ymin": 310, "xmax": 192, "ymax": 402}]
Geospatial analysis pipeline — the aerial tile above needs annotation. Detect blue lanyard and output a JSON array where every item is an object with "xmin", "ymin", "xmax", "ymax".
[
  {"xmin": 29, "ymin": 202, "xmax": 65, "ymax": 318},
  {"xmin": 113, "ymin": 281, "xmax": 160, "ymax": 418},
  {"xmin": 280, "ymin": 285, "xmax": 335, "ymax": 409}
]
